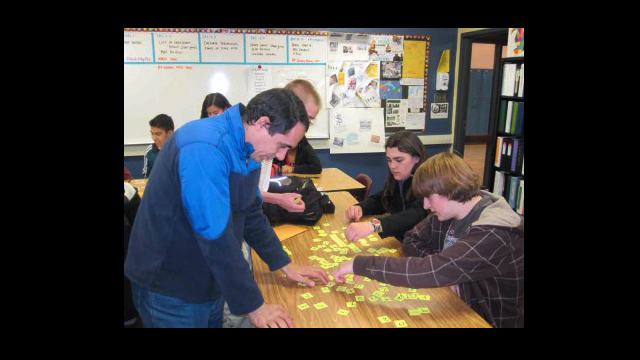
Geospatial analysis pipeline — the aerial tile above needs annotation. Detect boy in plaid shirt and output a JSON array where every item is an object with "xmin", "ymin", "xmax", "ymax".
[{"xmin": 333, "ymin": 152, "xmax": 524, "ymax": 328}]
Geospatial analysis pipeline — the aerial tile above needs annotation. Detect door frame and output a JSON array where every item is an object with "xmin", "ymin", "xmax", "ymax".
[{"xmin": 453, "ymin": 28, "xmax": 508, "ymax": 158}]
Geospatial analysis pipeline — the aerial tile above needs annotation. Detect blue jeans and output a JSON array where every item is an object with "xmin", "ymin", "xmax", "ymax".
[{"xmin": 132, "ymin": 283, "xmax": 225, "ymax": 328}]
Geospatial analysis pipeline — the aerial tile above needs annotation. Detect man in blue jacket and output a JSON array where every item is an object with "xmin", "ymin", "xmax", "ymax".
[{"xmin": 125, "ymin": 88, "xmax": 328, "ymax": 328}]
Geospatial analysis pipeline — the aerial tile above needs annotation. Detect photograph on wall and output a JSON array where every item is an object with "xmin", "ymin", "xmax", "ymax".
[
  {"xmin": 326, "ymin": 61, "xmax": 381, "ymax": 108},
  {"xmin": 327, "ymin": 32, "xmax": 369, "ymax": 61},
  {"xmin": 380, "ymin": 80, "xmax": 403, "ymax": 99},
  {"xmin": 330, "ymin": 108, "xmax": 385, "ymax": 154},
  {"xmin": 381, "ymin": 61, "xmax": 402, "ymax": 79},
  {"xmin": 368, "ymin": 35, "xmax": 404, "ymax": 61},
  {"xmin": 430, "ymin": 102, "xmax": 449, "ymax": 119},
  {"xmin": 385, "ymin": 99, "xmax": 408, "ymax": 127}
]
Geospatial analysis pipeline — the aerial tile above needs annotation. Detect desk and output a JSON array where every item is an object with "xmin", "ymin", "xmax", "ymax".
[
  {"xmin": 126, "ymin": 179, "xmax": 147, "ymax": 198},
  {"xmin": 251, "ymin": 191, "xmax": 491, "ymax": 328},
  {"xmin": 291, "ymin": 168, "xmax": 364, "ymax": 193}
]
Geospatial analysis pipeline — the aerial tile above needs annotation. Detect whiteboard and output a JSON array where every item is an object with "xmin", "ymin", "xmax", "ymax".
[{"xmin": 124, "ymin": 31, "xmax": 329, "ymax": 145}]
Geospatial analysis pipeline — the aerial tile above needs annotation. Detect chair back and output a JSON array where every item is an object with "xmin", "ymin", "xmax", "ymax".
[{"xmin": 354, "ymin": 173, "xmax": 373, "ymax": 201}]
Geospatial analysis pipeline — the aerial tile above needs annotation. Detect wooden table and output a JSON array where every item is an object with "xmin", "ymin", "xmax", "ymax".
[
  {"xmin": 251, "ymin": 191, "xmax": 491, "ymax": 328},
  {"xmin": 291, "ymin": 168, "xmax": 364, "ymax": 192},
  {"xmin": 126, "ymin": 179, "xmax": 148, "ymax": 198}
]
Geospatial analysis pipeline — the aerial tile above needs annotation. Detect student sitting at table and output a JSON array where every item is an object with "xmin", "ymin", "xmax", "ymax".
[
  {"xmin": 270, "ymin": 80, "xmax": 322, "ymax": 176},
  {"xmin": 345, "ymin": 131, "xmax": 428, "ymax": 242},
  {"xmin": 333, "ymin": 152, "xmax": 524, "ymax": 328},
  {"xmin": 200, "ymin": 92, "xmax": 232, "ymax": 119},
  {"xmin": 143, "ymin": 114, "xmax": 174, "ymax": 179}
]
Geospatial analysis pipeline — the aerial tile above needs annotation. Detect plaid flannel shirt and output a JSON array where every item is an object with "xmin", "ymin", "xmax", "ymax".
[{"xmin": 353, "ymin": 192, "xmax": 524, "ymax": 328}]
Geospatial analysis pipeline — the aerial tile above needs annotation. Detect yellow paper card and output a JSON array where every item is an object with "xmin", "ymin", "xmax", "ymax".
[
  {"xmin": 378, "ymin": 316, "xmax": 392, "ymax": 324},
  {"xmin": 301, "ymin": 292, "xmax": 314, "ymax": 299},
  {"xmin": 298, "ymin": 303, "xmax": 309, "ymax": 310},
  {"xmin": 395, "ymin": 320, "xmax": 408, "ymax": 327},
  {"xmin": 313, "ymin": 302, "xmax": 328, "ymax": 309},
  {"xmin": 337, "ymin": 309, "xmax": 349, "ymax": 316},
  {"xmin": 402, "ymin": 40, "xmax": 427, "ymax": 79}
]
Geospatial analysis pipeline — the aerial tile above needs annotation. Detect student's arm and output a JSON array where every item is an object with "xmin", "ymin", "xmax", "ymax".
[
  {"xmin": 350, "ymin": 226, "xmax": 519, "ymax": 289},
  {"xmin": 260, "ymin": 191, "xmax": 305, "ymax": 212},
  {"xmin": 179, "ymin": 143, "xmax": 265, "ymax": 315},
  {"xmin": 246, "ymin": 192, "xmax": 328, "ymax": 287}
]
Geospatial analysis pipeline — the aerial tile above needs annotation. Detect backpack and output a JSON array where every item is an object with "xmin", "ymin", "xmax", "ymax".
[{"xmin": 262, "ymin": 176, "xmax": 335, "ymax": 226}]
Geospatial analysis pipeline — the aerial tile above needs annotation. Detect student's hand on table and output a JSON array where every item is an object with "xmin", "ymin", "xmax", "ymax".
[
  {"xmin": 278, "ymin": 193, "xmax": 305, "ymax": 212},
  {"xmin": 281, "ymin": 263, "xmax": 329, "ymax": 287},
  {"xmin": 345, "ymin": 205, "xmax": 363, "ymax": 221},
  {"xmin": 282, "ymin": 165, "xmax": 294, "ymax": 175},
  {"xmin": 248, "ymin": 303, "xmax": 294, "ymax": 328},
  {"xmin": 332, "ymin": 259, "xmax": 355, "ymax": 284},
  {"xmin": 345, "ymin": 221, "xmax": 375, "ymax": 242}
]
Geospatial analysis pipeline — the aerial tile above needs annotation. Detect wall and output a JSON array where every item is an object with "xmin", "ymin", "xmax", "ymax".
[{"xmin": 124, "ymin": 28, "xmax": 459, "ymax": 194}]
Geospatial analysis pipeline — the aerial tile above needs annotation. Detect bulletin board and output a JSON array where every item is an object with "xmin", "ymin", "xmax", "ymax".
[{"xmin": 124, "ymin": 28, "xmax": 430, "ymax": 153}]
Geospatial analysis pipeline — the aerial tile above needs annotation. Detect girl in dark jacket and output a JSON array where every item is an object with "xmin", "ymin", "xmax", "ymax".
[{"xmin": 345, "ymin": 131, "xmax": 429, "ymax": 242}]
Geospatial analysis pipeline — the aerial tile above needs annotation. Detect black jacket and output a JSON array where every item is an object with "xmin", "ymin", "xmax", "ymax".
[
  {"xmin": 357, "ymin": 175, "xmax": 428, "ymax": 242},
  {"xmin": 273, "ymin": 136, "xmax": 322, "ymax": 174}
]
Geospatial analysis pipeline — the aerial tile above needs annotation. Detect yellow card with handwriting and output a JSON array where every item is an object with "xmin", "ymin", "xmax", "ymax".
[{"xmin": 314, "ymin": 302, "xmax": 328, "ymax": 310}]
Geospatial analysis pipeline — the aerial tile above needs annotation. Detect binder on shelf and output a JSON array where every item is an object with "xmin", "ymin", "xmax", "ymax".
[
  {"xmin": 517, "ymin": 64, "xmax": 524, "ymax": 98},
  {"xmin": 501, "ymin": 63, "xmax": 517, "ymax": 96},
  {"xmin": 510, "ymin": 102, "xmax": 519, "ymax": 133},
  {"xmin": 493, "ymin": 170, "xmax": 506, "ymax": 198},
  {"xmin": 498, "ymin": 100, "xmax": 507, "ymax": 133},
  {"xmin": 514, "ymin": 102, "xmax": 524, "ymax": 135},
  {"xmin": 495, "ymin": 136, "xmax": 504, "ymax": 167},
  {"xmin": 516, "ymin": 180, "xmax": 524, "ymax": 215},
  {"xmin": 500, "ymin": 137, "xmax": 514, "ymax": 170},
  {"xmin": 507, "ymin": 175, "xmax": 523, "ymax": 209},
  {"xmin": 505, "ymin": 101, "xmax": 513, "ymax": 132},
  {"xmin": 512, "ymin": 139, "xmax": 524, "ymax": 174}
]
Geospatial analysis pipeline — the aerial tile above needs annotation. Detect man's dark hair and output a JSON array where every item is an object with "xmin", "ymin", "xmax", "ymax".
[
  {"xmin": 243, "ymin": 88, "xmax": 309, "ymax": 135},
  {"xmin": 149, "ymin": 114, "xmax": 175, "ymax": 132}
]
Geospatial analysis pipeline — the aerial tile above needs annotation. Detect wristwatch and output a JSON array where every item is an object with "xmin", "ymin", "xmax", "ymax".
[{"xmin": 370, "ymin": 218, "xmax": 382, "ymax": 233}]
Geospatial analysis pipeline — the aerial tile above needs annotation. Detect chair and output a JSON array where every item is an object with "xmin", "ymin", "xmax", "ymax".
[{"xmin": 353, "ymin": 173, "xmax": 373, "ymax": 201}]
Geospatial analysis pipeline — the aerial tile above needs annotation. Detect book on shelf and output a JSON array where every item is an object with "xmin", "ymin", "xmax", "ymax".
[
  {"xmin": 506, "ymin": 175, "xmax": 523, "ymax": 209},
  {"xmin": 498, "ymin": 101, "xmax": 524, "ymax": 134},
  {"xmin": 501, "ymin": 62, "xmax": 524, "ymax": 98},
  {"xmin": 501, "ymin": 63, "xmax": 518, "ymax": 96},
  {"xmin": 505, "ymin": 101, "xmax": 513, "ymax": 133},
  {"xmin": 514, "ymin": 102, "xmax": 524, "ymax": 135},
  {"xmin": 511, "ymin": 139, "xmax": 524, "ymax": 174},
  {"xmin": 518, "ymin": 63, "xmax": 524, "ymax": 97},
  {"xmin": 516, "ymin": 179, "xmax": 524, "ymax": 215},
  {"xmin": 495, "ymin": 137, "xmax": 504, "ymax": 167},
  {"xmin": 498, "ymin": 100, "xmax": 507, "ymax": 132},
  {"xmin": 493, "ymin": 170, "xmax": 506, "ymax": 198}
]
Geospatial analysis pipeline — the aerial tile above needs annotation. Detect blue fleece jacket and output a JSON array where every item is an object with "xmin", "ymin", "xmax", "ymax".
[{"xmin": 124, "ymin": 104, "xmax": 291, "ymax": 315}]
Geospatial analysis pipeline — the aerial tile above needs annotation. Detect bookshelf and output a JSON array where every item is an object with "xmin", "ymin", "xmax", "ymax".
[{"xmin": 484, "ymin": 56, "xmax": 524, "ymax": 216}]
